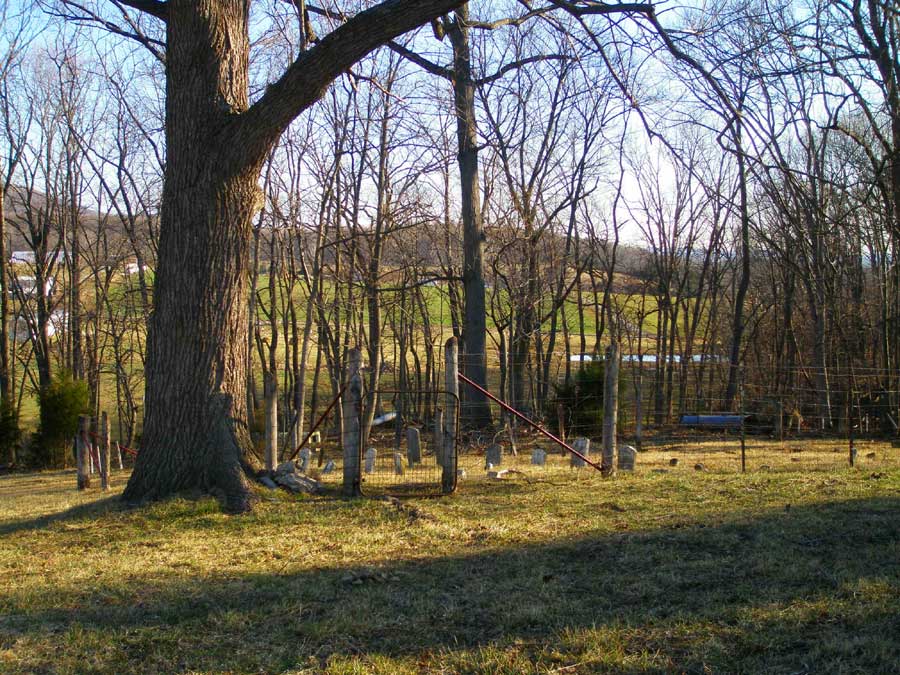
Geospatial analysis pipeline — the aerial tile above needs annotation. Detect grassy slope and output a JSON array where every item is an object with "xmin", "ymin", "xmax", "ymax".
[{"xmin": 1, "ymin": 465, "xmax": 898, "ymax": 674}]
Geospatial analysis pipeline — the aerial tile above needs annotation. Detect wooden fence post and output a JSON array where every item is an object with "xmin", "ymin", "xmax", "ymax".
[
  {"xmin": 342, "ymin": 348, "xmax": 362, "ymax": 497},
  {"xmin": 601, "ymin": 341, "xmax": 619, "ymax": 477},
  {"xmin": 76, "ymin": 415, "xmax": 90, "ymax": 490},
  {"xmin": 264, "ymin": 370, "xmax": 278, "ymax": 473},
  {"xmin": 442, "ymin": 338, "xmax": 458, "ymax": 494},
  {"xmin": 100, "ymin": 411, "xmax": 110, "ymax": 491}
]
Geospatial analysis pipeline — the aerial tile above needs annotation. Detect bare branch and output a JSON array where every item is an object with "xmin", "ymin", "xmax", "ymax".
[
  {"xmin": 476, "ymin": 54, "xmax": 571, "ymax": 86},
  {"xmin": 115, "ymin": 0, "xmax": 167, "ymax": 21},
  {"xmin": 388, "ymin": 41, "xmax": 452, "ymax": 79},
  {"xmin": 234, "ymin": 0, "xmax": 466, "ymax": 164},
  {"xmin": 52, "ymin": 1, "xmax": 165, "ymax": 61}
]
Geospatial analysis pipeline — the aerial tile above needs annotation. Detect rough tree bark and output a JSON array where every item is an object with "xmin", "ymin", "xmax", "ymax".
[{"xmin": 117, "ymin": 0, "xmax": 466, "ymax": 511}]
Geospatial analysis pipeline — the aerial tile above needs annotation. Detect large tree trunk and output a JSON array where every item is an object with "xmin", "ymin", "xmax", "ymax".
[
  {"xmin": 123, "ymin": 1, "xmax": 260, "ymax": 511},
  {"xmin": 121, "ymin": 0, "xmax": 467, "ymax": 510}
]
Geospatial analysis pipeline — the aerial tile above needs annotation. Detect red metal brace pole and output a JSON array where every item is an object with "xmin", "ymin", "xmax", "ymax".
[
  {"xmin": 457, "ymin": 372, "xmax": 604, "ymax": 473},
  {"xmin": 287, "ymin": 381, "xmax": 350, "ymax": 462}
]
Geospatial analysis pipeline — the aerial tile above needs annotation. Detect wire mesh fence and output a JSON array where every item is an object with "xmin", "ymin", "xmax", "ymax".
[{"xmin": 266, "ymin": 345, "xmax": 900, "ymax": 493}]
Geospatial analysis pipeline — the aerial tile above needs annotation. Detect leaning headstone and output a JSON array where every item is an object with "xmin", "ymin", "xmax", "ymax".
[
  {"xmin": 531, "ymin": 448, "xmax": 547, "ymax": 466},
  {"xmin": 365, "ymin": 448, "xmax": 377, "ymax": 473},
  {"xmin": 274, "ymin": 472, "xmax": 323, "ymax": 494},
  {"xmin": 618, "ymin": 445, "xmax": 637, "ymax": 471},
  {"xmin": 323, "ymin": 459, "xmax": 336, "ymax": 474},
  {"xmin": 275, "ymin": 460, "xmax": 297, "ymax": 476},
  {"xmin": 406, "ymin": 427, "xmax": 421, "ymax": 466},
  {"xmin": 571, "ymin": 437, "xmax": 590, "ymax": 468},
  {"xmin": 485, "ymin": 444, "xmax": 503, "ymax": 468},
  {"xmin": 393, "ymin": 452, "xmax": 405, "ymax": 476},
  {"xmin": 298, "ymin": 447, "xmax": 311, "ymax": 473}
]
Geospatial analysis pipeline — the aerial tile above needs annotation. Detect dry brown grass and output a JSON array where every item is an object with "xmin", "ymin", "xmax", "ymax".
[{"xmin": 1, "ymin": 450, "xmax": 899, "ymax": 674}]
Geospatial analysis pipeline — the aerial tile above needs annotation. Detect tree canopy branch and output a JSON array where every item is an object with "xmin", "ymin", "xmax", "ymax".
[
  {"xmin": 387, "ymin": 40, "xmax": 452, "ymax": 79},
  {"xmin": 234, "ymin": 0, "xmax": 465, "ymax": 163},
  {"xmin": 114, "ymin": 0, "xmax": 167, "ymax": 21}
]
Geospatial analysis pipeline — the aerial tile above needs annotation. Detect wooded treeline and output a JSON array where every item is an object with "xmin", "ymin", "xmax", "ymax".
[{"xmin": 2, "ymin": 0, "xmax": 899, "ymax": 466}]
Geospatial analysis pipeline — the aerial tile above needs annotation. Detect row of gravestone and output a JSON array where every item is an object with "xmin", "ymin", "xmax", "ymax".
[
  {"xmin": 483, "ymin": 439, "xmax": 637, "ymax": 471},
  {"xmin": 363, "ymin": 427, "xmax": 437, "ymax": 475},
  {"xmin": 280, "ymin": 448, "xmax": 337, "ymax": 475},
  {"xmin": 288, "ymin": 434, "xmax": 639, "ymax": 479},
  {"xmin": 364, "ymin": 448, "xmax": 415, "ymax": 476}
]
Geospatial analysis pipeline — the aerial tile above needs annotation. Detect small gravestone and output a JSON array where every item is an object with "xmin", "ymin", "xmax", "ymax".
[
  {"xmin": 669, "ymin": 457, "xmax": 679, "ymax": 466},
  {"xmin": 323, "ymin": 459, "xmax": 336, "ymax": 474},
  {"xmin": 298, "ymin": 447, "xmax": 311, "ymax": 473},
  {"xmin": 393, "ymin": 452, "xmax": 405, "ymax": 475},
  {"xmin": 571, "ymin": 437, "xmax": 590, "ymax": 468},
  {"xmin": 406, "ymin": 427, "xmax": 421, "ymax": 466},
  {"xmin": 485, "ymin": 444, "xmax": 503, "ymax": 468},
  {"xmin": 618, "ymin": 445, "xmax": 636, "ymax": 471},
  {"xmin": 457, "ymin": 468, "xmax": 467, "ymax": 479},
  {"xmin": 531, "ymin": 448, "xmax": 547, "ymax": 466},
  {"xmin": 365, "ymin": 448, "xmax": 377, "ymax": 473}
]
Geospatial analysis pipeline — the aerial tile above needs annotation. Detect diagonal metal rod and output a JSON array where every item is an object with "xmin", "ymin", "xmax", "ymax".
[
  {"xmin": 287, "ymin": 381, "xmax": 349, "ymax": 462},
  {"xmin": 457, "ymin": 372, "xmax": 604, "ymax": 473}
]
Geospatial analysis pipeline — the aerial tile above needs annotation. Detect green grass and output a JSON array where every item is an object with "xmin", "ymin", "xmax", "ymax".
[{"xmin": 2, "ymin": 462, "xmax": 899, "ymax": 673}]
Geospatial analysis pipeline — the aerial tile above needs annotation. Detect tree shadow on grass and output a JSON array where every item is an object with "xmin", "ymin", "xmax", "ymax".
[{"xmin": 3, "ymin": 495, "xmax": 899, "ymax": 674}]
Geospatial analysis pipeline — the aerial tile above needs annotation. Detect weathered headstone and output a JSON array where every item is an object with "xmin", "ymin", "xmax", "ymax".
[
  {"xmin": 571, "ymin": 437, "xmax": 590, "ymax": 468},
  {"xmin": 457, "ymin": 468, "xmax": 467, "ymax": 479},
  {"xmin": 298, "ymin": 447, "xmax": 311, "ymax": 473},
  {"xmin": 274, "ymin": 472, "xmax": 323, "ymax": 494},
  {"xmin": 618, "ymin": 445, "xmax": 637, "ymax": 471},
  {"xmin": 531, "ymin": 448, "xmax": 547, "ymax": 466},
  {"xmin": 275, "ymin": 460, "xmax": 297, "ymax": 476},
  {"xmin": 323, "ymin": 459, "xmax": 336, "ymax": 474},
  {"xmin": 393, "ymin": 452, "xmax": 405, "ymax": 475},
  {"xmin": 485, "ymin": 444, "xmax": 503, "ymax": 468},
  {"xmin": 406, "ymin": 427, "xmax": 421, "ymax": 466},
  {"xmin": 365, "ymin": 448, "xmax": 377, "ymax": 473}
]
